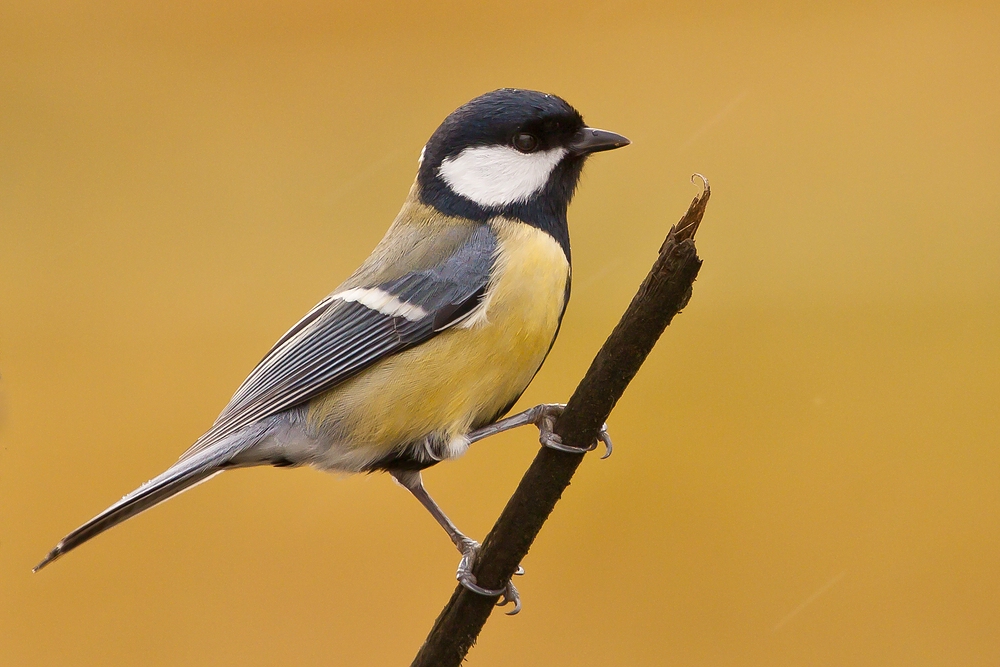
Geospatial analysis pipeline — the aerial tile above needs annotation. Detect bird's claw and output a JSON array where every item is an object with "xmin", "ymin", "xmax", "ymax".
[
  {"xmin": 534, "ymin": 404, "xmax": 613, "ymax": 458},
  {"xmin": 456, "ymin": 539, "xmax": 524, "ymax": 615},
  {"xmin": 496, "ymin": 579, "xmax": 522, "ymax": 615}
]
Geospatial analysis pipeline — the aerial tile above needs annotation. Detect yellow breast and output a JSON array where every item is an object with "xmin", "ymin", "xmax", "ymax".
[{"xmin": 307, "ymin": 218, "xmax": 570, "ymax": 463}]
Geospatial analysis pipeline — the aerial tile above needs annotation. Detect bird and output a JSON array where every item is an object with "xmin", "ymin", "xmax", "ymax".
[{"xmin": 34, "ymin": 88, "xmax": 629, "ymax": 612}]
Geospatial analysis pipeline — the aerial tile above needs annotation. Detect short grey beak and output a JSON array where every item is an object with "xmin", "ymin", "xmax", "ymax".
[{"xmin": 568, "ymin": 127, "xmax": 631, "ymax": 155}]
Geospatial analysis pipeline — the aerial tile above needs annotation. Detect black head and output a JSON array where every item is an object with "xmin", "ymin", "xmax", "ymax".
[{"xmin": 417, "ymin": 89, "xmax": 628, "ymax": 257}]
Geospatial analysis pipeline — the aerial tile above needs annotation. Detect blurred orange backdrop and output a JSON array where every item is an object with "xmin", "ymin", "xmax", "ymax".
[{"xmin": 2, "ymin": 1, "xmax": 998, "ymax": 665}]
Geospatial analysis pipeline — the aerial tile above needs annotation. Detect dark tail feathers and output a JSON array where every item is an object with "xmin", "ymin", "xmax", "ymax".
[{"xmin": 34, "ymin": 452, "xmax": 227, "ymax": 572}]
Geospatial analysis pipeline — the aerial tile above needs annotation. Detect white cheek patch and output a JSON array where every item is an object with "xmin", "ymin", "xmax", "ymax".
[
  {"xmin": 438, "ymin": 145, "xmax": 567, "ymax": 207},
  {"xmin": 332, "ymin": 287, "xmax": 429, "ymax": 322}
]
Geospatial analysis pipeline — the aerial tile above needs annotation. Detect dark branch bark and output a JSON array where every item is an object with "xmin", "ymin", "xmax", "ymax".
[{"xmin": 411, "ymin": 177, "xmax": 711, "ymax": 667}]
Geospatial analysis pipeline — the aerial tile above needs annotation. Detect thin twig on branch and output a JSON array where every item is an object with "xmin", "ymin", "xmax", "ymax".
[{"xmin": 411, "ymin": 176, "xmax": 711, "ymax": 667}]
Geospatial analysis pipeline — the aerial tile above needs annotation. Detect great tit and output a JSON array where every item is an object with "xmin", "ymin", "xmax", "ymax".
[{"xmin": 35, "ymin": 88, "xmax": 629, "ymax": 610}]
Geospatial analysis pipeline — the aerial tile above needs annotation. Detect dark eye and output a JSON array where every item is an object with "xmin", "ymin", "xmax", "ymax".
[{"xmin": 512, "ymin": 132, "xmax": 539, "ymax": 153}]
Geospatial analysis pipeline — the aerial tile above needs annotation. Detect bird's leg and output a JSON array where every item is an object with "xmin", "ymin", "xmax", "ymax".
[
  {"xmin": 468, "ymin": 403, "xmax": 613, "ymax": 459},
  {"xmin": 390, "ymin": 470, "xmax": 523, "ymax": 614}
]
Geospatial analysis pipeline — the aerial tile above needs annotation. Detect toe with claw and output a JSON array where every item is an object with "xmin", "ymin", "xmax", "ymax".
[
  {"xmin": 455, "ymin": 539, "xmax": 525, "ymax": 615},
  {"xmin": 495, "ymin": 579, "xmax": 522, "ymax": 615},
  {"xmin": 534, "ymin": 404, "xmax": 613, "ymax": 458}
]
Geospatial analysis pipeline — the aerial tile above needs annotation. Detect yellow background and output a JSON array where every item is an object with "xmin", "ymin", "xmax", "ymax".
[{"xmin": 2, "ymin": 2, "xmax": 998, "ymax": 665}]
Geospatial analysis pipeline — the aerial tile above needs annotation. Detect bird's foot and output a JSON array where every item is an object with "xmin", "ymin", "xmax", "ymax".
[
  {"xmin": 533, "ymin": 404, "xmax": 613, "ymax": 459},
  {"xmin": 456, "ymin": 538, "xmax": 524, "ymax": 615}
]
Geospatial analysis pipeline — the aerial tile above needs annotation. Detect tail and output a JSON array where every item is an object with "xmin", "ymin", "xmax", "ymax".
[{"xmin": 33, "ymin": 448, "xmax": 232, "ymax": 572}]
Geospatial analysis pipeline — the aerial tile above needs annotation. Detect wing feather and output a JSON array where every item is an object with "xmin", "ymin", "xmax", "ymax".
[{"xmin": 179, "ymin": 223, "xmax": 497, "ymax": 460}]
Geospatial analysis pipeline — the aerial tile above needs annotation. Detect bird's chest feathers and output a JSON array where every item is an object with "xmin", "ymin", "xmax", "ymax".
[
  {"xmin": 460, "ymin": 220, "xmax": 570, "ymax": 344},
  {"xmin": 415, "ymin": 219, "xmax": 569, "ymax": 432},
  {"xmin": 304, "ymin": 220, "xmax": 569, "ymax": 465}
]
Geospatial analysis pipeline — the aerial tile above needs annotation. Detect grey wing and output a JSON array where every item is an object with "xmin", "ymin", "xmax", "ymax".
[{"xmin": 180, "ymin": 224, "xmax": 497, "ymax": 460}]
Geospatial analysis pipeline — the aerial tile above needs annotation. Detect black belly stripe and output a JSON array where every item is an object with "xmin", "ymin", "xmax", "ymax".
[{"xmin": 366, "ymin": 447, "xmax": 438, "ymax": 473}]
